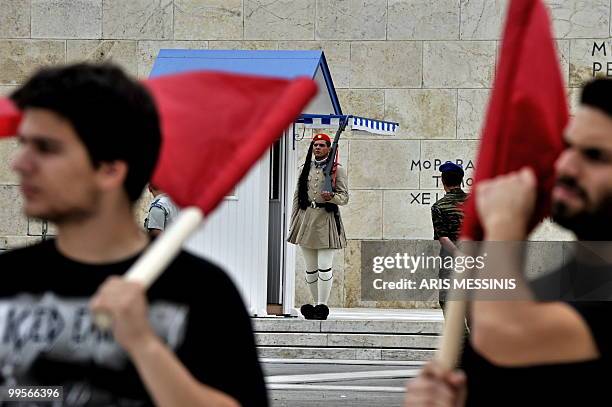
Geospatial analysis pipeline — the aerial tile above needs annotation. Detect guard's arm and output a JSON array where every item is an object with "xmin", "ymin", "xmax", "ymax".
[
  {"xmin": 328, "ymin": 165, "xmax": 349, "ymax": 205},
  {"xmin": 146, "ymin": 206, "xmax": 167, "ymax": 234}
]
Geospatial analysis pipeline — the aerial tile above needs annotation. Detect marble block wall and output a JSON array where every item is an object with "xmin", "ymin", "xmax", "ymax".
[{"xmin": 0, "ymin": 0, "xmax": 606, "ymax": 308}]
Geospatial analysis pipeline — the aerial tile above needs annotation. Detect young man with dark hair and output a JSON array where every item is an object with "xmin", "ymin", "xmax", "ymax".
[
  {"xmin": 0, "ymin": 63, "xmax": 268, "ymax": 407},
  {"xmin": 405, "ymin": 79, "xmax": 612, "ymax": 406}
]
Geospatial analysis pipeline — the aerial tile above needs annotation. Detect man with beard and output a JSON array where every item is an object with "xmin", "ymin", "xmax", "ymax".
[
  {"xmin": 404, "ymin": 78, "xmax": 612, "ymax": 406},
  {"xmin": 287, "ymin": 133, "xmax": 349, "ymax": 320}
]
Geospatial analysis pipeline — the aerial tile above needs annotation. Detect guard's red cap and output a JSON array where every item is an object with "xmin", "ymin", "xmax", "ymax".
[{"xmin": 313, "ymin": 133, "xmax": 331, "ymax": 143}]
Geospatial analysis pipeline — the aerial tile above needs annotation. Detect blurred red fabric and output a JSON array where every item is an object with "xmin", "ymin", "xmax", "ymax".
[{"xmin": 461, "ymin": 0, "xmax": 569, "ymax": 240}]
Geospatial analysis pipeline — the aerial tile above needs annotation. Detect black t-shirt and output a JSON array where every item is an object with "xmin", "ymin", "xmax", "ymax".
[
  {"xmin": 0, "ymin": 240, "xmax": 268, "ymax": 407},
  {"xmin": 462, "ymin": 266, "xmax": 612, "ymax": 406}
]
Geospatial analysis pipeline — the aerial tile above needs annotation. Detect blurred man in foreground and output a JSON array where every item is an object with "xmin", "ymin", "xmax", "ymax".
[{"xmin": 405, "ymin": 79, "xmax": 612, "ymax": 407}]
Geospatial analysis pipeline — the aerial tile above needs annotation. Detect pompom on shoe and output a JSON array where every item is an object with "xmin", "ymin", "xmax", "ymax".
[
  {"xmin": 313, "ymin": 304, "xmax": 330, "ymax": 320},
  {"xmin": 300, "ymin": 304, "xmax": 316, "ymax": 320}
]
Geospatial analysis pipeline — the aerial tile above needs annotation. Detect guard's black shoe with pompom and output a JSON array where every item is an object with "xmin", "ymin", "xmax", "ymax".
[
  {"xmin": 300, "ymin": 304, "xmax": 316, "ymax": 319},
  {"xmin": 313, "ymin": 304, "xmax": 330, "ymax": 320}
]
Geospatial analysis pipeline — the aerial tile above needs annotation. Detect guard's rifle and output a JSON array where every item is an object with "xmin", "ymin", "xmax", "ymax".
[{"xmin": 322, "ymin": 116, "xmax": 348, "ymax": 194}]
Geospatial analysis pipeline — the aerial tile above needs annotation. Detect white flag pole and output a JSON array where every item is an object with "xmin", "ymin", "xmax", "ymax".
[{"xmin": 94, "ymin": 207, "xmax": 204, "ymax": 329}]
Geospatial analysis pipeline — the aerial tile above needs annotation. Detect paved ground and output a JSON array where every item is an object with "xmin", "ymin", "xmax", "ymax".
[{"xmin": 263, "ymin": 359, "xmax": 422, "ymax": 407}]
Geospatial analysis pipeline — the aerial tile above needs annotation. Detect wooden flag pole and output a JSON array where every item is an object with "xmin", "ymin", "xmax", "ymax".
[
  {"xmin": 434, "ymin": 237, "xmax": 469, "ymax": 371},
  {"xmin": 435, "ymin": 299, "xmax": 467, "ymax": 371},
  {"xmin": 94, "ymin": 207, "xmax": 204, "ymax": 329}
]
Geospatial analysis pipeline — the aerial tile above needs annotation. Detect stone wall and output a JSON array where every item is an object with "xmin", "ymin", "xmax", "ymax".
[{"xmin": 0, "ymin": 0, "xmax": 607, "ymax": 307}]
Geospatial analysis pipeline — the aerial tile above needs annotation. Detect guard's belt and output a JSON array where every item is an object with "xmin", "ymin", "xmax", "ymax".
[{"xmin": 310, "ymin": 201, "xmax": 328, "ymax": 208}]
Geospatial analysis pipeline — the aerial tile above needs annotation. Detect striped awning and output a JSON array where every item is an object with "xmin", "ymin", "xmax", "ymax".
[{"xmin": 298, "ymin": 114, "xmax": 398, "ymax": 136}]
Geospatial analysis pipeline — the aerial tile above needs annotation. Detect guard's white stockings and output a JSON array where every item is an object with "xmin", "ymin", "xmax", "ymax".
[{"xmin": 300, "ymin": 247, "xmax": 336, "ymax": 305}]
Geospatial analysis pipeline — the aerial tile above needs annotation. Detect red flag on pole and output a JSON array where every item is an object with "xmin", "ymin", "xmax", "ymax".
[
  {"xmin": 146, "ymin": 71, "xmax": 317, "ymax": 214},
  {"xmin": 0, "ymin": 71, "xmax": 317, "ymax": 214},
  {"xmin": 460, "ymin": 0, "xmax": 569, "ymax": 240},
  {"xmin": 0, "ymin": 98, "xmax": 21, "ymax": 138}
]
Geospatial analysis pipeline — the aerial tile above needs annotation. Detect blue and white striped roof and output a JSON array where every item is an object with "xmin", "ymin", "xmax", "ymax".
[{"xmin": 299, "ymin": 114, "xmax": 399, "ymax": 136}]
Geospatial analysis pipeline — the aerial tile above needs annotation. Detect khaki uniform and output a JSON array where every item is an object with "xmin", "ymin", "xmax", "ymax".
[{"xmin": 287, "ymin": 163, "xmax": 349, "ymax": 249}]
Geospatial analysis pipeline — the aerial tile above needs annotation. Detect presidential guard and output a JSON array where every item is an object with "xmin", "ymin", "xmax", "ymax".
[
  {"xmin": 288, "ymin": 133, "xmax": 349, "ymax": 320},
  {"xmin": 431, "ymin": 161, "xmax": 468, "ymax": 313}
]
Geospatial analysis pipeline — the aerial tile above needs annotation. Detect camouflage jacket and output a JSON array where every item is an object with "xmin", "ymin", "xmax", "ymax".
[{"xmin": 431, "ymin": 188, "xmax": 468, "ymax": 241}]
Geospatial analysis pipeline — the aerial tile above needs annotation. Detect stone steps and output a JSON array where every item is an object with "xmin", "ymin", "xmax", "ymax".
[
  {"xmin": 258, "ymin": 347, "xmax": 435, "ymax": 361},
  {"xmin": 253, "ymin": 318, "xmax": 442, "ymax": 334},
  {"xmin": 253, "ymin": 310, "xmax": 443, "ymax": 361},
  {"xmin": 255, "ymin": 332, "xmax": 440, "ymax": 348}
]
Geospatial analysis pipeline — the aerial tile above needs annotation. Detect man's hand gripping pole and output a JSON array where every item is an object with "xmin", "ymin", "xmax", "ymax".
[{"xmin": 93, "ymin": 207, "xmax": 204, "ymax": 329}]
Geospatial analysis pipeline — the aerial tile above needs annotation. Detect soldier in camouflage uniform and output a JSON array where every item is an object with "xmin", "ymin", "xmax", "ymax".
[{"xmin": 431, "ymin": 161, "xmax": 468, "ymax": 313}]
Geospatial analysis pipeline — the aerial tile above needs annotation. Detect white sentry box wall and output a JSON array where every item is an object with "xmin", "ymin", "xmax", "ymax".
[{"xmin": 184, "ymin": 152, "xmax": 271, "ymax": 316}]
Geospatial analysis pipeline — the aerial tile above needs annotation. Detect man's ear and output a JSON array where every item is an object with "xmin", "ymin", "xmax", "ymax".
[{"xmin": 96, "ymin": 161, "xmax": 128, "ymax": 191}]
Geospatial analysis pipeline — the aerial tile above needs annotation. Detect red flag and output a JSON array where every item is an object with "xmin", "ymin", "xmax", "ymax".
[
  {"xmin": 146, "ymin": 71, "xmax": 317, "ymax": 214},
  {"xmin": 461, "ymin": 0, "xmax": 568, "ymax": 240},
  {"xmin": 0, "ymin": 71, "xmax": 317, "ymax": 214},
  {"xmin": 0, "ymin": 98, "xmax": 21, "ymax": 138}
]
